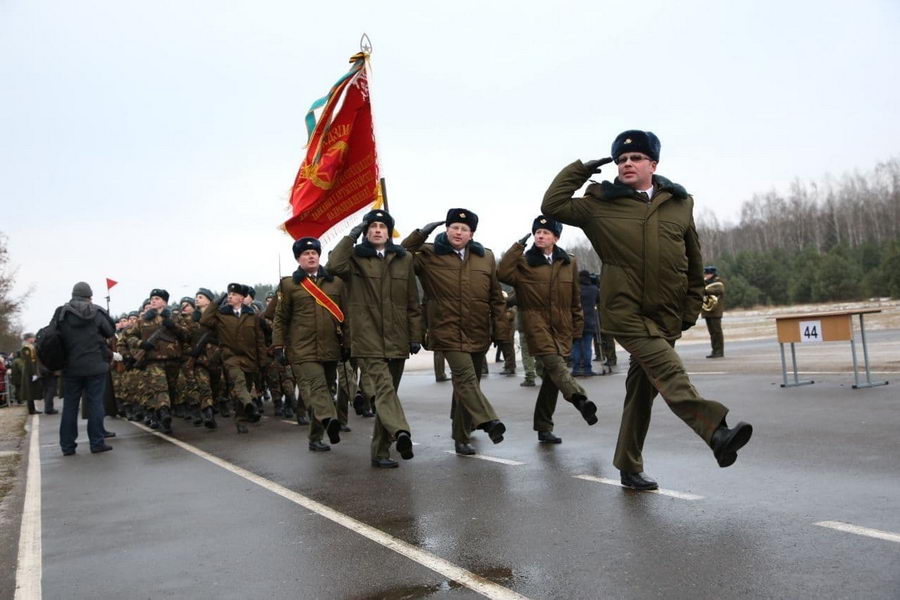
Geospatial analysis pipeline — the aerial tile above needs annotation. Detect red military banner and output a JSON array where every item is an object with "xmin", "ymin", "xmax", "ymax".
[
  {"xmin": 106, "ymin": 278, "xmax": 118, "ymax": 290},
  {"xmin": 283, "ymin": 53, "xmax": 381, "ymax": 240}
]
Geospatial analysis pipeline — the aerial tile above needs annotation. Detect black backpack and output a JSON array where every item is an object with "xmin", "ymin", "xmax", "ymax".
[{"xmin": 36, "ymin": 306, "xmax": 66, "ymax": 371}]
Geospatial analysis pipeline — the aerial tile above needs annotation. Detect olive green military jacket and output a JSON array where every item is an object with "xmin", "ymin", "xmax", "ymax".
[
  {"xmin": 497, "ymin": 242, "xmax": 583, "ymax": 357},
  {"xmin": 701, "ymin": 276, "xmax": 725, "ymax": 319},
  {"xmin": 272, "ymin": 267, "xmax": 346, "ymax": 363},
  {"xmin": 326, "ymin": 236, "xmax": 423, "ymax": 359},
  {"xmin": 123, "ymin": 308, "xmax": 189, "ymax": 361},
  {"xmin": 542, "ymin": 160, "xmax": 704, "ymax": 340},
  {"xmin": 401, "ymin": 230, "xmax": 511, "ymax": 353},
  {"xmin": 200, "ymin": 302, "xmax": 267, "ymax": 372}
]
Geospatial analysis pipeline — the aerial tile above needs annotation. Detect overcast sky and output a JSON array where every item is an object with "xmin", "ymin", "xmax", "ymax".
[{"xmin": 2, "ymin": 0, "xmax": 898, "ymax": 332}]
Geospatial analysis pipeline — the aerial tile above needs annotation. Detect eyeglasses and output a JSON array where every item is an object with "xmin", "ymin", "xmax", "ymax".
[{"xmin": 615, "ymin": 154, "xmax": 651, "ymax": 165}]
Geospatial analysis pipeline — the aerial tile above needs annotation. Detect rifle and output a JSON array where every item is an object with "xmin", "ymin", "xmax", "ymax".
[{"xmin": 132, "ymin": 325, "xmax": 171, "ymax": 369}]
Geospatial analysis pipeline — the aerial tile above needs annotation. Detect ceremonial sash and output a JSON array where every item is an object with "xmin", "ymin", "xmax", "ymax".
[{"xmin": 301, "ymin": 278, "xmax": 344, "ymax": 323}]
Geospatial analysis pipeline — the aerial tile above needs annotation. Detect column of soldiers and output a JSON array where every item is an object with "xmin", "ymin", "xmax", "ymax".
[{"xmin": 29, "ymin": 128, "xmax": 753, "ymax": 489}]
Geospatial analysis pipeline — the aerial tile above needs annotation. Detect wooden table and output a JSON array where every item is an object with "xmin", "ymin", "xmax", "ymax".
[{"xmin": 774, "ymin": 308, "xmax": 889, "ymax": 389}]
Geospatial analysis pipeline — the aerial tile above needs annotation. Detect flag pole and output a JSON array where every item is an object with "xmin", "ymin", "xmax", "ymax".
[{"xmin": 360, "ymin": 33, "xmax": 389, "ymax": 215}]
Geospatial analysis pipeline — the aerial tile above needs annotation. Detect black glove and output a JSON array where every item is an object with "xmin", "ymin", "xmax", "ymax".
[
  {"xmin": 681, "ymin": 321, "xmax": 694, "ymax": 332},
  {"xmin": 192, "ymin": 310, "xmax": 201, "ymax": 322},
  {"xmin": 409, "ymin": 343, "xmax": 421, "ymax": 355},
  {"xmin": 274, "ymin": 347, "xmax": 288, "ymax": 366},
  {"xmin": 124, "ymin": 356, "xmax": 136, "ymax": 369},
  {"xmin": 143, "ymin": 308, "xmax": 158, "ymax": 321},
  {"xmin": 583, "ymin": 157, "xmax": 614, "ymax": 174},
  {"xmin": 517, "ymin": 233, "xmax": 531, "ymax": 246},
  {"xmin": 420, "ymin": 220, "xmax": 444, "ymax": 237},
  {"xmin": 348, "ymin": 221, "xmax": 366, "ymax": 241},
  {"xmin": 162, "ymin": 318, "xmax": 177, "ymax": 330},
  {"xmin": 341, "ymin": 346, "xmax": 351, "ymax": 362},
  {"xmin": 140, "ymin": 340, "xmax": 154, "ymax": 351}
]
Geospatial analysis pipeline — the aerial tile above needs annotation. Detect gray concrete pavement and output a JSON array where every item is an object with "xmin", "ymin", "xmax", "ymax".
[{"xmin": 13, "ymin": 332, "xmax": 900, "ymax": 598}]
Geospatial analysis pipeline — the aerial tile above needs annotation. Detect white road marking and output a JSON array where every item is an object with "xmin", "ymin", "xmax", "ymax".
[
  {"xmin": 815, "ymin": 521, "xmax": 900, "ymax": 544},
  {"xmin": 685, "ymin": 372, "xmax": 728, "ymax": 375},
  {"xmin": 129, "ymin": 422, "xmax": 530, "ymax": 600},
  {"xmin": 443, "ymin": 451, "xmax": 525, "ymax": 466},
  {"xmin": 15, "ymin": 415, "xmax": 42, "ymax": 600},
  {"xmin": 573, "ymin": 474, "xmax": 704, "ymax": 500}
]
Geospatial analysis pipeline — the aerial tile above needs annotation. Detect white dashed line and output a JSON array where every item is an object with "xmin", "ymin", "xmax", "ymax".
[
  {"xmin": 129, "ymin": 422, "xmax": 530, "ymax": 600},
  {"xmin": 815, "ymin": 521, "xmax": 900, "ymax": 544},
  {"xmin": 573, "ymin": 474, "xmax": 704, "ymax": 500},
  {"xmin": 443, "ymin": 451, "xmax": 525, "ymax": 466}
]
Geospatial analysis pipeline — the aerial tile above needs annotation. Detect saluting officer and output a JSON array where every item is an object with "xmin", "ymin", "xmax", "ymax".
[
  {"xmin": 200, "ymin": 284, "xmax": 267, "ymax": 433},
  {"xmin": 403, "ymin": 209, "xmax": 510, "ymax": 455},
  {"xmin": 327, "ymin": 210, "xmax": 423, "ymax": 468},
  {"xmin": 273, "ymin": 237, "xmax": 347, "ymax": 452},
  {"xmin": 541, "ymin": 129, "xmax": 753, "ymax": 490},
  {"xmin": 498, "ymin": 216, "xmax": 599, "ymax": 444}
]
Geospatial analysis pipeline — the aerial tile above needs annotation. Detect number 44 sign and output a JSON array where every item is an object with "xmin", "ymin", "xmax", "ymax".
[{"xmin": 799, "ymin": 320, "xmax": 823, "ymax": 343}]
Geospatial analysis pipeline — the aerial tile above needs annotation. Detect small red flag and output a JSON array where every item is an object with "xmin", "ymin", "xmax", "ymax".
[{"xmin": 106, "ymin": 278, "xmax": 118, "ymax": 290}]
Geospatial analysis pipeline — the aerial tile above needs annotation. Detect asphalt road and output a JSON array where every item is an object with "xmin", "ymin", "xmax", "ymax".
[{"xmin": 16, "ymin": 333, "xmax": 900, "ymax": 599}]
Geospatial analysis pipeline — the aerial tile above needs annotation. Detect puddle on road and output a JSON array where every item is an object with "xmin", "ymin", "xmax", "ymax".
[{"xmin": 354, "ymin": 565, "xmax": 515, "ymax": 599}]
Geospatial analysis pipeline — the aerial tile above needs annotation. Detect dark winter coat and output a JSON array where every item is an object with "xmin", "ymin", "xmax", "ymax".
[
  {"xmin": 58, "ymin": 299, "xmax": 116, "ymax": 377},
  {"xmin": 579, "ymin": 272, "xmax": 599, "ymax": 334}
]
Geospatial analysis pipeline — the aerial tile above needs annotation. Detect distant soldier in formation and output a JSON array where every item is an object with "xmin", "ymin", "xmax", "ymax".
[
  {"xmin": 499, "ymin": 216, "xmax": 598, "ymax": 444},
  {"xmin": 124, "ymin": 289, "xmax": 188, "ymax": 433},
  {"xmin": 541, "ymin": 128, "xmax": 753, "ymax": 489},
  {"xmin": 200, "ymin": 284, "xmax": 267, "ymax": 433},
  {"xmin": 328, "ymin": 210, "xmax": 423, "ymax": 468},
  {"xmin": 403, "ymin": 209, "xmax": 510, "ymax": 455},
  {"xmin": 701, "ymin": 265, "xmax": 726, "ymax": 358}
]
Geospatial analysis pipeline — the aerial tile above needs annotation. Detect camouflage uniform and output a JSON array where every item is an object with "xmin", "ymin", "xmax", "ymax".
[{"xmin": 124, "ymin": 308, "xmax": 189, "ymax": 429}]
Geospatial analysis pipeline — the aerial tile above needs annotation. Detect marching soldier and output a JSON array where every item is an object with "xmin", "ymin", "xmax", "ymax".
[
  {"xmin": 498, "ymin": 216, "xmax": 598, "ymax": 444},
  {"xmin": 124, "ymin": 289, "xmax": 189, "ymax": 433},
  {"xmin": 541, "ymin": 129, "xmax": 753, "ymax": 489},
  {"xmin": 195, "ymin": 288, "xmax": 230, "ymax": 418},
  {"xmin": 200, "ymin": 283, "xmax": 267, "ymax": 433},
  {"xmin": 402, "ymin": 209, "xmax": 510, "ymax": 455},
  {"xmin": 177, "ymin": 297, "xmax": 218, "ymax": 428},
  {"xmin": 327, "ymin": 210, "xmax": 423, "ymax": 468},
  {"xmin": 261, "ymin": 292, "xmax": 299, "ymax": 419},
  {"xmin": 701, "ymin": 266, "xmax": 726, "ymax": 358},
  {"xmin": 273, "ymin": 237, "xmax": 347, "ymax": 452}
]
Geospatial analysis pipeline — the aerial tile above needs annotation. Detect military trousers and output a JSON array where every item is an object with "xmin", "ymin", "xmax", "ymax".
[
  {"xmin": 179, "ymin": 363, "xmax": 215, "ymax": 410},
  {"xmin": 496, "ymin": 341, "xmax": 516, "ymax": 372},
  {"xmin": 433, "ymin": 351, "xmax": 447, "ymax": 380},
  {"xmin": 613, "ymin": 336, "xmax": 729, "ymax": 473},
  {"xmin": 336, "ymin": 359, "xmax": 357, "ymax": 424},
  {"xmin": 224, "ymin": 364, "xmax": 256, "ymax": 422},
  {"xmin": 292, "ymin": 361, "xmax": 337, "ymax": 442},
  {"xmin": 705, "ymin": 317, "xmax": 724, "ymax": 356},
  {"xmin": 518, "ymin": 332, "xmax": 537, "ymax": 382},
  {"xmin": 600, "ymin": 332, "xmax": 617, "ymax": 366},
  {"xmin": 533, "ymin": 354, "xmax": 587, "ymax": 432},
  {"xmin": 267, "ymin": 361, "xmax": 297, "ymax": 411},
  {"xmin": 444, "ymin": 351, "xmax": 497, "ymax": 443},
  {"xmin": 357, "ymin": 358, "xmax": 409, "ymax": 460},
  {"xmin": 145, "ymin": 360, "xmax": 180, "ymax": 410}
]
